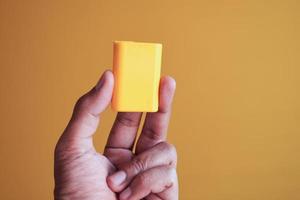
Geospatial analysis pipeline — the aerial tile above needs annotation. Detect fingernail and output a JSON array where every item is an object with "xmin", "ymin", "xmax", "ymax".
[
  {"xmin": 109, "ymin": 170, "xmax": 126, "ymax": 186},
  {"xmin": 120, "ymin": 187, "xmax": 131, "ymax": 200},
  {"xmin": 95, "ymin": 73, "xmax": 106, "ymax": 90}
]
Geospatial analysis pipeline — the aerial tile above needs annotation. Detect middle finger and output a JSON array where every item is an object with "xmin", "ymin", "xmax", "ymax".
[{"xmin": 104, "ymin": 112, "xmax": 142, "ymax": 165}]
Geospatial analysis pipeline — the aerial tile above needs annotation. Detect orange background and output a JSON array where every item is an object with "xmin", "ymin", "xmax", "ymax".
[{"xmin": 0, "ymin": 0, "xmax": 300, "ymax": 199}]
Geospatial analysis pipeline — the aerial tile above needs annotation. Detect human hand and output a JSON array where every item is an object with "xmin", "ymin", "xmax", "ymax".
[{"xmin": 54, "ymin": 70, "xmax": 178, "ymax": 200}]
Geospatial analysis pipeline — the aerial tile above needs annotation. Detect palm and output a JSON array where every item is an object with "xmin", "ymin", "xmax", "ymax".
[{"xmin": 54, "ymin": 144, "xmax": 117, "ymax": 199}]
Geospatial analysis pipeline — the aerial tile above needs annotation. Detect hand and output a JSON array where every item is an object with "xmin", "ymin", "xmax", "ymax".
[{"xmin": 54, "ymin": 70, "xmax": 178, "ymax": 200}]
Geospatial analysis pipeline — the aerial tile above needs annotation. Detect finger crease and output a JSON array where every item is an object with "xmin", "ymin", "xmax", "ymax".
[
  {"xmin": 143, "ymin": 128, "xmax": 163, "ymax": 141},
  {"xmin": 116, "ymin": 116, "xmax": 140, "ymax": 127},
  {"xmin": 105, "ymin": 145, "xmax": 133, "ymax": 151}
]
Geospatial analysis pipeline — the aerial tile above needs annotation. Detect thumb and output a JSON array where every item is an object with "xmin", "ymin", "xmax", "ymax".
[{"xmin": 57, "ymin": 70, "xmax": 114, "ymax": 150}]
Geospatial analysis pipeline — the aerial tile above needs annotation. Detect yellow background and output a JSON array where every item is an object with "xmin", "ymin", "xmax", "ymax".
[{"xmin": 0, "ymin": 0, "xmax": 299, "ymax": 199}]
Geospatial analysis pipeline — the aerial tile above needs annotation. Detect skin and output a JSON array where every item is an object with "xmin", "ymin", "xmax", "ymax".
[{"xmin": 54, "ymin": 70, "xmax": 178, "ymax": 200}]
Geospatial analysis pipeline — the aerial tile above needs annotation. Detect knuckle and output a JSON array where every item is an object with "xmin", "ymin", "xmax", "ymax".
[
  {"xmin": 168, "ymin": 143, "xmax": 177, "ymax": 161},
  {"xmin": 164, "ymin": 142, "xmax": 176, "ymax": 153},
  {"xmin": 167, "ymin": 167, "xmax": 177, "ymax": 184},
  {"xmin": 75, "ymin": 95, "xmax": 88, "ymax": 110},
  {"xmin": 158, "ymin": 142, "xmax": 178, "ymax": 165},
  {"xmin": 135, "ymin": 172, "xmax": 149, "ymax": 188},
  {"xmin": 131, "ymin": 157, "xmax": 147, "ymax": 173}
]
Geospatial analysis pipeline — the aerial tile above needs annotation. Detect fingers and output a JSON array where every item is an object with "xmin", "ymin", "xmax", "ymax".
[
  {"xmin": 107, "ymin": 142, "xmax": 177, "ymax": 192},
  {"xmin": 104, "ymin": 112, "xmax": 142, "ymax": 165},
  {"xmin": 106, "ymin": 112, "xmax": 142, "ymax": 150},
  {"xmin": 136, "ymin": 76, "xmax": 176, "ymax": 154},
  {"xmin": 119, "ymin": 165, "xmax": 178, "ymax": 200},
  {"xmin": 57, "ymin": 70, "xmax": 114, "ymax": 149}
]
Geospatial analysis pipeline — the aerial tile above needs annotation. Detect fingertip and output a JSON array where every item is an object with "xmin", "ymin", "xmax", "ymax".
[
  {"xmin": 103, "ymin": 70, "xmax": 114, "ymax": 88},
  {"xmin": 158, "ymin": 76, "xmax": 176, "ymax": 112},
  {"xmin": 95, "ymin": 70, "xmax": 114, "ymax": 90},
  {"xmin": 106, "ymin": 176, "xmax": 117, "ymax": 192},
  {"xmin": 103, "ymin": 69, "xmax": 114, "ymax": 83},
  {"xmin": 84, "ymin": 69, "xmax": 115, "ymax": 115},
  {"xmin": 107, "ymin": 170, "xmax": 127, "ymax": 192},
  {"xmin": 161, "ymin": 75, "xmax": 176, "ymax": 91}
]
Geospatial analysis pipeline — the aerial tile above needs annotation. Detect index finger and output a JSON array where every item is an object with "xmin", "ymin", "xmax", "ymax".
[
  {"xmin": 135, "ymin": 76, "xmax": 176, "ymax": 154},
  {"xmin": 56, "ymin": 70, "xmax": 114, "ymax": 151}
]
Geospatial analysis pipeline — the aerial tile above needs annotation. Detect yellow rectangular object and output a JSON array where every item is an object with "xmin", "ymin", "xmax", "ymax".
[{"xmin": 112, "ymin": 41, "xmax": 162, "ymax": 112}]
